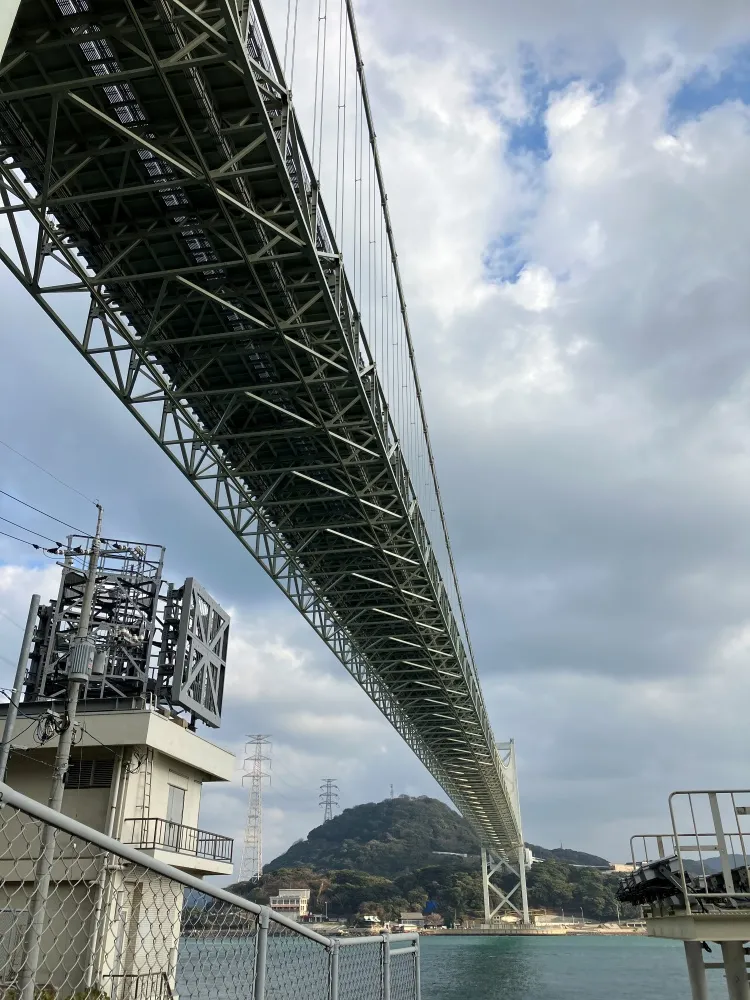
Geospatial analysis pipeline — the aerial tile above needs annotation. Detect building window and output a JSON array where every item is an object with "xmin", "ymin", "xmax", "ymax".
[{"xmin": 65, "ymin": 759, "xmax": 114, "ymax": 789}]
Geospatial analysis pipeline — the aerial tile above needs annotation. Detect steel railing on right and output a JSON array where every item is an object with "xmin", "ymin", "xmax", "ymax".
[
  {"xmin": 622, "ymin": 789, "xmax": 750, "ymax": 915},
  {"xmin": 0, "ymin": 782, "xmax": 420, "ymax": 1000}
]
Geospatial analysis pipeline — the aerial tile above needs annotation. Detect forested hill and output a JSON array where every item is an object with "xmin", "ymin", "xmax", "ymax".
[
  {"xmin": 266, "ymin": 795, "xmax": 609, "ymax": 876},
  {"xmin": 527, "ymin": 844, "xmax": 611, "ymax": 867}
]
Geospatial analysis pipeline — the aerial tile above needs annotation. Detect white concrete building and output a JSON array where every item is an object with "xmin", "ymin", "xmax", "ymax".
[
  {"xmin": 0, "ymin": 703, "xmax": 235, "ymax": 997},
  {"xmin": 0, "ymin": 705, "xmax": 234, "ymax": 877},
  {"xmin": 268, "ymin": 888, "xmax": 311, "ymax": 917}
]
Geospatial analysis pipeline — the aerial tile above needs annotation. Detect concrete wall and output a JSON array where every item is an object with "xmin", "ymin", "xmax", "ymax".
[
  {"xmin": 119, "ymin": 751, "xmax": 203, "ymax": 832},
  {"xmin": 5, "ymin": 753, "xmax": 111, "ymax": 830},
  {"xmin": 0, "ymin": 869, "xmax": 183, "ymax": 996},
  {"xmin": 117, "ymin": 871, "xmax": 182, "ymax": 983},
  {"xmin": 0, "ymin": 882, "xmax": 97, "ymax": 993}
]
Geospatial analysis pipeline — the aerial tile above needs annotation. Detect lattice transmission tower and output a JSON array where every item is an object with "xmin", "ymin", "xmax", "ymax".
[
  {"xmin": 319, "ymin": 778, "xmax": 339, "ymax": 823},
  {"xmin": 240, "ymin": 736, "xmax": 271, "ymax": 882}
]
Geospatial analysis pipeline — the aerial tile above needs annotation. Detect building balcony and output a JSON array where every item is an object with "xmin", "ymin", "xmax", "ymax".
[
  {"xmin": 123, "ymin": 817, "xmax": 234, "ymax": 876},
  {"xmin": 105, "ymin": 972, "xmax": 172, "ymax": 1000}
]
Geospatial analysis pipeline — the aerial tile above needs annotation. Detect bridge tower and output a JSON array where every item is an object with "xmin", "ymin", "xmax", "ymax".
[{"xmin": 481, "ymin": 742, "xmax": 530, "ymax": 926}]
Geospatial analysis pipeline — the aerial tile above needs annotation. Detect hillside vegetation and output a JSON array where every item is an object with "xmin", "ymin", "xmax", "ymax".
[
  {"xmin": 266, "ymin": 795, "xmax": 483, "ymax": 876},
  {"xmin": 267, "ymin": 795, "xmax": 610, "ymax": 876},
  {"xmin": 231, "ymin": 795, "xmax": 625, "ymax": 922}
]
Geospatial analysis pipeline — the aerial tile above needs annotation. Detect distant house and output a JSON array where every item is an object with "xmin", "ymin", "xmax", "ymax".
[
  {"xmin": 268, "ymin": 888, "xmax": 311, "ymax": 917},
  {"xmin": 399, "ymin": 912, "xmax": 426, "ymax": 928}
]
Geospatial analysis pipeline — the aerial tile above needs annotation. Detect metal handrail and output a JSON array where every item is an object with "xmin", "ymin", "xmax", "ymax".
[
  {"xmin": 123, "ymin": 816, "xmax": 233, "ymax": 862},
  {"xmin": 626, "ymin": 790, "xmax": 750, "ymax": 917},
  {"xmin": 0, "ymin": 780, "xmax": 420, "ymax": 952}
]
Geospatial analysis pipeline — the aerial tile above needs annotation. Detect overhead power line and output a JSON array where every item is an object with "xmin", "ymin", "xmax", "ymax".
[
  {"xmin": 0, "ymin": 610, "xmax": 23, "ymax": 631},
  {"xmin": 0, "ymin": 438, "xmax": 97, "ymax": 505},
  {"xmin": 0, "ymin": 516, "xmax": 62, "ymax": 547},
  {"xmin": 0, "ymin": 490, "xmax": 88, "ymax": 535},
  {"xmin": 0, "ymin": 528, "xmax": 57, "ymax": 551}
]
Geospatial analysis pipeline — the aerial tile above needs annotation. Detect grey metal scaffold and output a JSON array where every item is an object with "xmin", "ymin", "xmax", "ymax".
[{"xmin": 0, "ymin": 0, "xmax": 522, "ymax": 863}]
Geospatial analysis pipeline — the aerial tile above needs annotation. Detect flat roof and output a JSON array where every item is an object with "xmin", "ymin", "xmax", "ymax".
[{"xmin": 0, "ymin": 704, "xmax": 234, "ymax": 782}]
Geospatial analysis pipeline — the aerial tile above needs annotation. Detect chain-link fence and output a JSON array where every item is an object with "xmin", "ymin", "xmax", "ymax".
[{"xmin": 0, "ymin": 782, "xmax": 420, "ymax": 1000}]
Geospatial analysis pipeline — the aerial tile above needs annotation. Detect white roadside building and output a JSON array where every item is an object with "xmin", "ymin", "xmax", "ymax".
[{"xmin": 0, "ymin": 702, "xmax": 235, "ymax": 998}]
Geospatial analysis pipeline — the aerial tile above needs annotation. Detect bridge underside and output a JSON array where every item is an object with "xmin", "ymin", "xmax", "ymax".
[{"xmin": 0, "ymin": 0, "xmax": 521, "ymax": 855}]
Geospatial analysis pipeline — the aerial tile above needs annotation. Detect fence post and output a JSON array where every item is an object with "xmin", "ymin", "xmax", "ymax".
[
  {"xmin": 254, "ymin": 907, "xmax": 270, "ymax": 1000},
  {"xmin": 329, "ymin": 938, "xmax": 340, "ymax": 1000},
  {"xmin": 382, "ymin": 932, "xmax": 390, "ymax": 1000},
  {"xmin": 414, "ymin": 934, "xmax": 421, "ymax": 1000}
]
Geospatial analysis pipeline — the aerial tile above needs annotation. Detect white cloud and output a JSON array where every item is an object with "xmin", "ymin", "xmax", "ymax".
[{"xmin": 0, "ymin": 563, "xmax": 62, "ymax": 685}]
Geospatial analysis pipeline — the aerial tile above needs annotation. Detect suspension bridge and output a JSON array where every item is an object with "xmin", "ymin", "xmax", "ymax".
[{"xmin": 0, "ymin": 0, "xmax": 526, "ymax": 913}]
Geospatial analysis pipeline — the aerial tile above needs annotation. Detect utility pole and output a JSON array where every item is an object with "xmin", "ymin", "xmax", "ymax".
[
  {"xmin": 319, "ymin": 778, "xmax": 339, "ymax": 823},
  {"xmin": 240, "ymin": 735, "xmax": 271, "ymax": 882},
  {"xmin": 19, "ymin": 505, "xmax": 103, "ymax": 1000},
  {"xmin": 390, "ymin": 783, "xmax": 394, "ymax": 800},
  {"xmin": 0, "ymin": 592, "xmax": 40, "ymax": 781}
]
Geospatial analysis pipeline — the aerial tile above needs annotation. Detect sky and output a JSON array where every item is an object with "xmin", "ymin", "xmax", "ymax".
[{"xmin": 4, "ymin": 0, "xmax": 750, "ymax": 869}]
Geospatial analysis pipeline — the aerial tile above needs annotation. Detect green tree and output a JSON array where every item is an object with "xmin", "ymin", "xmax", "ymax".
[
  {"xmin": 571, "ymin": 868, "xmax": 607, "ymax": 919},
  {"xmin": 527, "ymin": 860, "xmax": 574, "ymax": 911},
  {"xmin": 358, "ymin": 901, "xmax": 386, "ymax": 921},
  {"xmin": 406, "ymin": 889, "xmax": 428, "ymax": 911}
]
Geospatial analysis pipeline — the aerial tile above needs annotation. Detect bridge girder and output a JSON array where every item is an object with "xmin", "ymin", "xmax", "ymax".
[{"xmin": 0, "ymin": 0, "xmax": 521, "ymax": 854}]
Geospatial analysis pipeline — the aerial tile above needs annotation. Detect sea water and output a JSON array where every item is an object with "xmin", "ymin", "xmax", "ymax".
[{"xmin": 419, "ymin": 935, "xmax": 727, "ymax": 1000}]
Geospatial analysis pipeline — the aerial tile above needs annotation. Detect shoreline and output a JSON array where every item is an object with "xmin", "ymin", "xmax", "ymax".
[{"xmin": 424, "ymin": 926, "xmax": 646, "ymax": 938}]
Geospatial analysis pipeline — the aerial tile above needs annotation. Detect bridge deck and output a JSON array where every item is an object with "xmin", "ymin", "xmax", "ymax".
[{"xmin": 0, "ymin": 0, "xmax": 520, "ymax": 853}]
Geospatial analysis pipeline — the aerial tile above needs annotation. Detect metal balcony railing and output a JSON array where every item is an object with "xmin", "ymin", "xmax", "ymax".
[
  {"xmin": 123, "ymin": 817, "xmax": 233, "ymax": 863},
  {"xmin": 105, "ymin": 972, "xmax": 172, "ymax": 1000}
]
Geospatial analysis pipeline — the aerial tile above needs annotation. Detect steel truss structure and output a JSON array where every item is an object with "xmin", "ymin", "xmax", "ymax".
[
  {"xmin": 0, "ymin": 0, "xmax": 522, "ymax": 858},
  {"xmin": 481, "ymin": 742, "xmax": 529, "ymax": 923},
  {"xmin": 481, "ymin": 847, "xmax": 529, "ymax": 926},
  {"xmin": 160, "ymin": 576, "xmax": 229, "ymax": 727},
  {"xmin": 26, "ymin": 537, "xmax": 165, "ymax": 704},
  {"xmin": 25, "ymin": 536, "xmax": 230, "ymax": 727},
  {"xmin": 240, "ymin": 735, "xmax": 271, "ymax": 883}
]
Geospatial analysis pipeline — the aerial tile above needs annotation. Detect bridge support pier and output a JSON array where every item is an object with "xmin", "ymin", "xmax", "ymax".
[
  {"xmin": 721, "ymin": 942, "xmax": 750, "ymax": 1000},
  {"xmin": 683, "ymin": 942, "xmax": 708, "ymax": 1000},
  {"xmin": 481, "ymin": 844, "xmax": 530, "ymax": 927}
]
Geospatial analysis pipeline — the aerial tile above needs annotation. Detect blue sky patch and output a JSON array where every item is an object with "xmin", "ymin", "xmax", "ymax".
[
  {"xmin": 482, "ymin": 232, "xmax": 528, "ymax": 284},
  {"xmin": 475, "ymin": 44, "xmax": 625, "ymax": 162},
  {"xmin": 668, "ymin": 43, "xmax": 750, "ymax": 129},
  {"xmin": 477, "ymin": 45, "xmax": 625, "ymax": 286}
]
